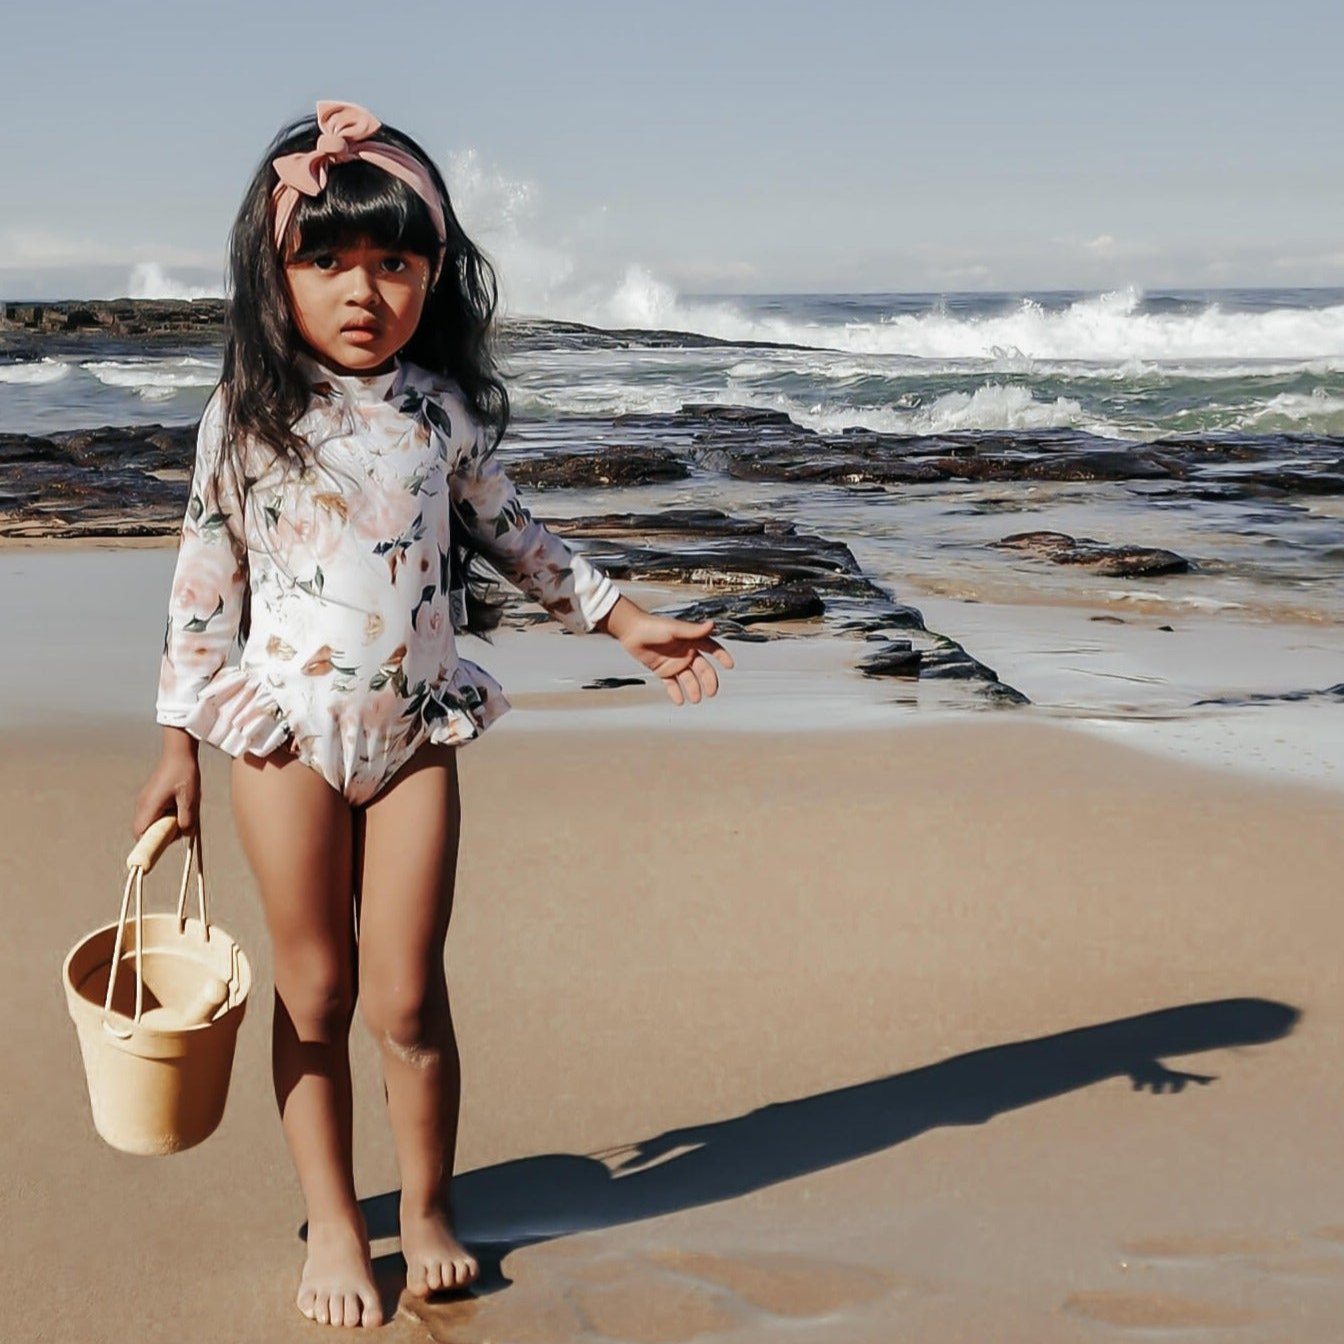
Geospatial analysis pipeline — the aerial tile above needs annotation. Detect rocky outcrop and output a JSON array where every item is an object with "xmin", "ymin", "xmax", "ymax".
[
  {"xmin": 597, "ymin": 404, "xmax": 1344, "ymax": 498},
  {"xmin": 506, "ymin": 447, "xmax": 688, "ymax": 489},
  {"xmin": 0, "ymin": 423, "xmax": 195, "ymax": 538},
  {"xmin": 670, "ymin": 581, "xmax": 826, "ymax": 627},
  {"xmin": 1194, "ymin": 683, "xmax": 1344, "ymax": 707},
  {"xmin": 993, "ymin": 531, "xmax": 1191, "ymax": 577},
  {"xmin": 0, "ymin": 299, "xmax": 227, "ymax": 340},
  {"xmin": 0, "ymin": 302, "xmax": 816, "ymax": 353}
]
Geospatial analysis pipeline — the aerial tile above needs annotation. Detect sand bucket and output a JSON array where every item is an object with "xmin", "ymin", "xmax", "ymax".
[{"xmin": 62, "ymin": 816, "xmax": 252, "ymax": 1155}]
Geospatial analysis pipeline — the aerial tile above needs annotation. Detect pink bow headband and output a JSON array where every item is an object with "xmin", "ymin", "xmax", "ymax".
[{"xmin": 270, "ymin": 100, "xmax": 447, "ymax": 284}]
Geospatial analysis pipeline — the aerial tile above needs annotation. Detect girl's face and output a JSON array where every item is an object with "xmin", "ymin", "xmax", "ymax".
[{"xmin": 283, "ymin": 239, "xmax": 432, "ymax": 376}]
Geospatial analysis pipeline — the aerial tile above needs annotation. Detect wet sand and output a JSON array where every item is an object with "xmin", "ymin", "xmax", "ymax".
[
  {"xmin": 7, "ymin": 709, "xmax": 1344, "ymax": 1342},
  {"xmin": 4, "ymin": 540, "xmax": 1343, "ymax": 792}
]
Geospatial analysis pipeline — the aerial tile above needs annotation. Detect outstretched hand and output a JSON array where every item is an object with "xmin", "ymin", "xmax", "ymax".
[
  {"xmin": 1126, "ymin": 1060, "xmax": 1217, "ymax": 1094},
  {"xmin": 600, "ymin": 601, "xmax": 735, "ymax": 705}
]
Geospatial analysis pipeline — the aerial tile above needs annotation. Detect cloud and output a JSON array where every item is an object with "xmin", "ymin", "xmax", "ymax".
[
  {"xmin": 1272, "ymin": 249, "xmax": 1344, "ymax": 272},
  {"xmin": 927, "ymin": 261, "xmax": 993, "ymax": 287},
  {"xmin": 663, "ymin": 258, "xmax": 761, "ymax": 292},
  {"xmin": 0, "ymin": 229, "xmax": 219, "ymax": 270},
  {"xmin": 1054, "ymin": 234, "xmax": 1160, "ymax": 265}
]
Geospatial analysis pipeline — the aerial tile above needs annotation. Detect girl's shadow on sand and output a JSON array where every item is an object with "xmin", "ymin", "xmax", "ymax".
[{"xmin": 311, "ymin": 997, "xmax": 1297, "ymax": 1297}]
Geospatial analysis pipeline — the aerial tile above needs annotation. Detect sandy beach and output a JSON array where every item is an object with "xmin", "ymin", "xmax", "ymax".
[
  {"xmin": 4, "ymin": 372, "xmax": 1341, "ymax": 1342},
  {"xmin": 5, "ymin": 17, "xmax": 1343, "ymax": 1337},
  {"xmin": 8, "ymin": 651, "xmax": 1344, "ymax": 1341}
]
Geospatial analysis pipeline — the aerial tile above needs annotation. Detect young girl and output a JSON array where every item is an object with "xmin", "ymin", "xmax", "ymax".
[{"xmin": 131, "ymin": 100, "xmax": 733, "ymax": 1330}]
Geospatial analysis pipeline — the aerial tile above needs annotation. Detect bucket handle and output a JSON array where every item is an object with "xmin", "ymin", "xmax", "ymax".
[{"xmin": 102, "ymin": 818, "xmax": 209, "ymax": 1040}]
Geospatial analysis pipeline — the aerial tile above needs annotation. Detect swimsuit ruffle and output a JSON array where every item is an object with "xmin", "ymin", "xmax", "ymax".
[
  {"xmin": 423, "ymin": 657, "xmax": 513, "ymax": 747},
  {"xmin": 176, "ymin": 666, "xmax": 292, "ymax": 760},
  {"xmin": 166, "ymin": 658, "xmax": 510, "ymax": 803}
]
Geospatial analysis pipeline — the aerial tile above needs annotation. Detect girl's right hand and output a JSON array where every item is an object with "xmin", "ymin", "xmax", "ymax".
[{"xmin": 131, "ymin": 742, "xmax": 202, "ymax": 839}]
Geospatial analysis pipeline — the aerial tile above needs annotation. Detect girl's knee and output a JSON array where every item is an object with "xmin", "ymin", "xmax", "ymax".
[
  {"xmin": 274, "ymin": 963, "xmax": 356, "ymax": 1038},
  {"xmin": 358, "ymin": 979, "xmax": 446, "ymax": 1059}
]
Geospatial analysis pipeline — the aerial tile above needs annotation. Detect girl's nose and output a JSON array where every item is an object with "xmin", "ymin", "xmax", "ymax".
[{"xmin": 348, "ymin": 267, "xmax": 380, "ymax": 305}]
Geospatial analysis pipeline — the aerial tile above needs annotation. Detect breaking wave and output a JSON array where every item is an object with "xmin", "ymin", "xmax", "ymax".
[{"xmin": 534, "ymin": 272, "xmax": 1344, "ymax": 365}]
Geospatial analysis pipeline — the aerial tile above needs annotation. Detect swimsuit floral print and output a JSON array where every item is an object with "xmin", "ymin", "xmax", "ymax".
[{"xmin": 155, "ymin": 353, "xmax": 621, "ymax": 805}]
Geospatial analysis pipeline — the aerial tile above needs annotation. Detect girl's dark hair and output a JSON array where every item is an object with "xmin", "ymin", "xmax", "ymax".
[{"xmin": 221, "ymin": 110, "xmax": 509, "ymax": 638}]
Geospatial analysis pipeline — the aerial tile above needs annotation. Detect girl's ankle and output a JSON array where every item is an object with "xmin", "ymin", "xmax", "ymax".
[
  {"xmin": 399, "ymin": 1191, "xmax": 451, "ymax": 1220},
  {"xmin": 306, "ymin": 1203, "xmax": 368, "ymax": 1232}
]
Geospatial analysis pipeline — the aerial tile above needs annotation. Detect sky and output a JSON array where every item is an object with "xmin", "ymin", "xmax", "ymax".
[{"xmin": 3, "ymin": 0, "xmax": 1343, "ymax": 313}]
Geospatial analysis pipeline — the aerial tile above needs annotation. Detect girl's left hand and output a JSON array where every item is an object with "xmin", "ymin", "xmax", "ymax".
[{"xmin": 605, "ymin": 606, "xmax": 735, "ymax": 705}]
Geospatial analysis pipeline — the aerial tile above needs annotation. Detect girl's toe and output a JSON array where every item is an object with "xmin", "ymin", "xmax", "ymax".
[
  {"xmin": 342, "ymin": 1292, "xmax": 362, "ymax": 1327},
  {"xmin": 405, "ymin": 1259, "xmax": 428, "ymax": 1298},
  {"xmin": 361, "ymin": 1295, "xmax": 384, "ymax": 1328}
]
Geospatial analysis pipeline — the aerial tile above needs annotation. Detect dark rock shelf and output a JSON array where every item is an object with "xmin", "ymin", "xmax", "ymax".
[{"xmin": 993, "ymin": 531, "xmax": 1192, "ymax": 578}]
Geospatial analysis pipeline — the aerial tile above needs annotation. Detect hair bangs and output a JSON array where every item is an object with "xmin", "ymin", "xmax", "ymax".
[{"xmin": 286, "ymin": 159, "xmax": 442, "ymax": 263}]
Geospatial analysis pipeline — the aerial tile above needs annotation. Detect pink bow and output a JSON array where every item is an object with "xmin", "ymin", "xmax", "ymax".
[{"xmin": 270, "ymin": 100, "xmax": 446, "ymax": 281}]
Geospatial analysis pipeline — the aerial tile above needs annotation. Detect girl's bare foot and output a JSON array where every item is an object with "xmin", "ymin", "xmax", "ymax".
[
  {"xmin": 299, "ymin": 1212, "xmax": 384, "ymax": 1327},
  {"xmin": 400, "ymin": 1200, "xmax": 479, "ymax": 1297}
]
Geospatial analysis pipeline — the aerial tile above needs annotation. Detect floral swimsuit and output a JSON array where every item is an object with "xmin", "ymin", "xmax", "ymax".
[{"xmin": 155, "ymin": 353, "xmax": 621, "ymax": 805}]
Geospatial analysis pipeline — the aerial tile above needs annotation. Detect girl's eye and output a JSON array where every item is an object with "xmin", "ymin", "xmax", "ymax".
[
  {"xmin": 381, "ymin": 257, "xmax": 408, "ymax": 273},
  {"xmin": 312, "ymin": 255, "xmax": 338, "ymax": 271}
]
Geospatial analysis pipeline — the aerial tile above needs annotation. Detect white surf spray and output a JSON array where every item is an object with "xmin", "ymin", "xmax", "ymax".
[
  {"xmin": 126, "ymin": 263, "xmax": 222, "ymax": 301},
  {"xmin": 545, "ymin": 281, "xmax": 1344, "ymax": 363}
]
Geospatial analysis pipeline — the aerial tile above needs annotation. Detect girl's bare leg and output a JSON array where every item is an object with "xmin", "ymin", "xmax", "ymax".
[
  {"xmin": 356, "ymin": 742, "xmax": 478, "ymax": 1297},
  {"xmin": 230, "ymin": 750, "xmax": 382, "ymax": 1329}
]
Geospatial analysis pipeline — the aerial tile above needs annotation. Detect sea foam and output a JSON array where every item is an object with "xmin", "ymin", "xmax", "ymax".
[
  {"xmin": 0, "ymin": 358, "xmax": 72, "ymax": 385},
  {"xmin": 538, "ymin": 276, "xmax": 1344, "ymax": 364},
  {"xmin": 513, "ymin": 377, "xmax": 1112, "ymax": 437},
  {"xmin": 81, "ymin": 356, "xmax": 219, "ymax": 401}
]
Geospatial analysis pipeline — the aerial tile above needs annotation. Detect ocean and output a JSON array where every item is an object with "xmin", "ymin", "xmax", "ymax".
[
  {"xmin": 3, "ymin": 286, "xmax": 1342, "ymax": 780},
  {"xmin": 7, "ymin": 286, "xmax": 1344, "ymax": 438}
]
